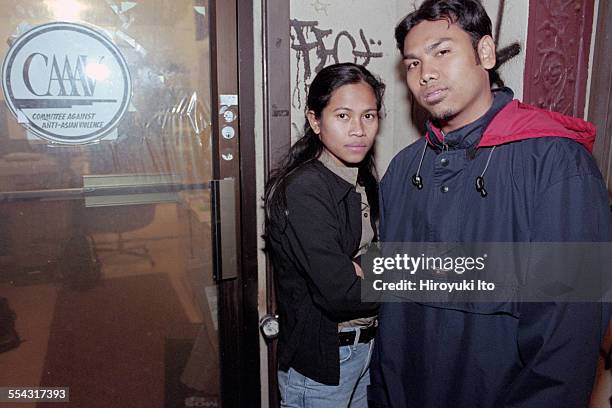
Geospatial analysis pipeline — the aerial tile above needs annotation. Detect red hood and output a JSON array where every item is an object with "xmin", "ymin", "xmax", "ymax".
[{"xmin": 477, "ymin": 100, "xmax": 596, "ymax": 152}]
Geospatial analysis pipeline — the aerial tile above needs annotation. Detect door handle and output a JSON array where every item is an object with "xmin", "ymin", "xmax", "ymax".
[{"xmin": 210, "ymin": 177, "xmax": 238, "ymax": 281}]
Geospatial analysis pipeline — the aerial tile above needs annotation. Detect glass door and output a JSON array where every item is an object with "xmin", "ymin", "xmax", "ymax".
[{"xmin": 0, "ymin": 1, "xmax": 241, "ymax": 406}]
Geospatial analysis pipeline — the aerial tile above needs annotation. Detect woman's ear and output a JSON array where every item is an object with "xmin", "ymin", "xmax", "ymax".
[
  {"xmin": 478, "ymin": 35, "xmax": 497, "ymax": 70},
  {"xmin": 306, "ymin": 110, "xmax": 320, "ymax": 135}
]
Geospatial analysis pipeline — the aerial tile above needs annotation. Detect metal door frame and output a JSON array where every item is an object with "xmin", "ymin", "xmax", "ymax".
[
  {"xmin": 261, "ymin": 0, "xmax": 291, "ymax": 406},
  {"xmin": 210, "ymin": 0, "xmax": 260, "ymax": 405}
]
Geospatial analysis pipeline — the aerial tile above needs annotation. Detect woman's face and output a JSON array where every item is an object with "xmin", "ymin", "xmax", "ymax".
[{"xmin": 307, "ymin": 81, "xmax": 379, "ymax": 167}]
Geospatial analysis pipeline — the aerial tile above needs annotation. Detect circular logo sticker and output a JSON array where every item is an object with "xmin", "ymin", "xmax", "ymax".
[{"xmin": 2, "ymin": 22, "xmax": 131, "ymax": 144}]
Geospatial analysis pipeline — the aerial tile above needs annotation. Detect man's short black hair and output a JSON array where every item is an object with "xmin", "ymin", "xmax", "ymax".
[{"xmin": 395, "ymin": 0, "xmax": 493, "ymax": 54}]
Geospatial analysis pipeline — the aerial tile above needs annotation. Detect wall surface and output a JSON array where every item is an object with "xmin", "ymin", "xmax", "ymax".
[{"xmin": 289, "ymin": 0, "xmax": 529, "ymax": 174}]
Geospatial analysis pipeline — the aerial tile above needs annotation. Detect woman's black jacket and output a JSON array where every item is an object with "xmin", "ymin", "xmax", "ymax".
[{"xmin": 267, "ymin": 160, "xmax": 379, "ymax": 385}]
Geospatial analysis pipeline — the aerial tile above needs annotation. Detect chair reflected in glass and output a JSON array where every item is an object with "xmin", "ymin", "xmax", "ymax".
[
  {"xmin": 80, "ymin": 174, "xmax": 178, "ymax": 270},
  {"xmin": 83, "ymin": 203, "xmax": 156, "ymax": 267}
]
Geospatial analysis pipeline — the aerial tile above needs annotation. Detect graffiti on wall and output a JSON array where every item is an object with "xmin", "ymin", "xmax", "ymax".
[
  {"xmin": 290, "ymin": 19, "xmax": 384, "ymax": 109},
  {"xmin": 490, "ymin": 0, "xmax": 521, "ymax": 88},
  {"xmin": 290, "ymin": 0, "xmax": 522, "ymax": 137}
]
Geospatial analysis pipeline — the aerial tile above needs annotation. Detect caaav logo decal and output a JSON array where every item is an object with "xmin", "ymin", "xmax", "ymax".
[{"xmin": 1, "ymin": 22, "xmax": 131, "ymax": 144}]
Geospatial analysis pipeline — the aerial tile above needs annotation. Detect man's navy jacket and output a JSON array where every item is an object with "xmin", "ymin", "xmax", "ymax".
[{"xmin": 368, "ymin": 89, "xmax": 611, "ymax": 407}]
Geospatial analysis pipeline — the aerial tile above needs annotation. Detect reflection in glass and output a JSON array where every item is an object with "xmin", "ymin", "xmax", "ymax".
[
  {"xmin": 0, "ymin": 1, "xmax": 220, "ymax": 406},
  {"xmin": 45, "ymin": 0, "xmax": 87, "ymax": 21}
]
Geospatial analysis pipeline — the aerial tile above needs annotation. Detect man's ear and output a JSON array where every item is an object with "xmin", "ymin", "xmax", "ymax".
[
  {"xmin": 306, "ymin": 110, "xmax": 320, "ymax": 134},
  {"xmin": 478, "ymin": 35, "xmax": 497, "ymax": 70}
]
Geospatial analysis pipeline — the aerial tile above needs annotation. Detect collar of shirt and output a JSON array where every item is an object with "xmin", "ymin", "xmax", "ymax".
[
  {"xmin": 426, "ymin": 87, "xmax": 514, "ymax": 153},
  {"xmin": 317, "ymin": 149, "xmax": 359, "ymax": 186}
]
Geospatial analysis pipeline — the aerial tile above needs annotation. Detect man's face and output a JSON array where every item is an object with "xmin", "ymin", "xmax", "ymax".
[{"xmin": 402, "ymin": 19, "xmax": 495, "ymax": 132}]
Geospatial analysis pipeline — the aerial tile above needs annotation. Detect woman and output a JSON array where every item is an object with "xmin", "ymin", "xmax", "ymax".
[{"xmin": 264, "ymin": 62, "xmax": 385, "ymax": 407}]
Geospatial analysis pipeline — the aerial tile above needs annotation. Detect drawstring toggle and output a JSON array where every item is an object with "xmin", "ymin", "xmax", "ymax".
[
  {"xmin": 412, "ymin": 174, "xmax": 423, "ymax": 190},
  {"xmin": 475, "ymin": 176, "xmax": 487, "ymax": 198}
]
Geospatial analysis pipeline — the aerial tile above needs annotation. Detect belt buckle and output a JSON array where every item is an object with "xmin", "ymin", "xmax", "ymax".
[{"xmin": 338, "ymin": 328, "xmax": 358, "ymax": 347}]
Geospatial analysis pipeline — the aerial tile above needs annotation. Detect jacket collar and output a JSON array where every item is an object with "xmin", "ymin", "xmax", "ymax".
[{"xmin": 425, "ymin": 88, "xmax": 514, "ymax": 152}]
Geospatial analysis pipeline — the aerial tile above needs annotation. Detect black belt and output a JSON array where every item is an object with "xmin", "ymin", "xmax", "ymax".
[{"xmin": 338, "ymin": 325, "xmax": 377, "ymax": 347}]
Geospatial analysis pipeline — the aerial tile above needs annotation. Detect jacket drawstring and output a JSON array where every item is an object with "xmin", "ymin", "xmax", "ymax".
[
  {"xmin": 411, "ymin": 141, "xmax": 428, "ymax": 190},
  {"xmin": 411, "ymin": 144, "xmax": 497, "ymax": 198},
  {"xmin": 475, "ymin": 146, "xmax": 496, "ymax": 198}
]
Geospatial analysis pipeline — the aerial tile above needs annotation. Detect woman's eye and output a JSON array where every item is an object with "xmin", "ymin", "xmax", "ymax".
[
  {"xmin": 363, "ymin": 113, "xmax": 377, "ymax": 120},
  {"xmin": 337, "ymin": 113, "xmax": 348, "ymax": 119}
]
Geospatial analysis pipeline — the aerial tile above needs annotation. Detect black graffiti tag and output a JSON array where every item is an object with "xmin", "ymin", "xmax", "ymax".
[{"xmin": 290, "ymin": 19, "xmax": 382, "ymax": 81}]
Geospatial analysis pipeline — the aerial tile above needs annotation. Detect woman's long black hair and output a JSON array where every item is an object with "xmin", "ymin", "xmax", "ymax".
[{"xmin": 264, "ymin": 62, "xmax": 385, "ymax": 230}]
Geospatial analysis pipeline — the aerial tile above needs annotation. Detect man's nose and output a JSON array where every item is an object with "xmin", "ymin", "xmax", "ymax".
[{"xmin": 419, "ymin": 61, "xmax": 439, "ymax": 85}]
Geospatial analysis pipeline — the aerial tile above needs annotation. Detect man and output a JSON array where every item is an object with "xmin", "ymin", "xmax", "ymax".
[{"xmin": 367, "ymin": 0, "xmax": 611, "ymax": 407}]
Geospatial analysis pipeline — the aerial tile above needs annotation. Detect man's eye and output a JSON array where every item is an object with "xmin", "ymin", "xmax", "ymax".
[
  {"xmin": 406, "ymin": 61, "xmax": 419, "ymax": 70},
  {"xmin": 437, "ymin": 49, "xmax": 450, "ymax": 56},
  {"xmin": 337, "ymin": 113, "xmax": 348, "ymax": 119},
  {"xmin": 363, "ymin": 113, "xmax": 377, "ymax": 120}
]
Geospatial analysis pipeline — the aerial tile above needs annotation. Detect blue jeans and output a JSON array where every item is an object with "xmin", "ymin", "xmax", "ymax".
[{"xmin": 278, "ymin": 333, "xmax": 374, "ymax": 408}]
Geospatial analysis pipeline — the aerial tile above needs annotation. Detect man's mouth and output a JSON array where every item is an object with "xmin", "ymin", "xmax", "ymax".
[{"xmin": 423, "ymin": 87, "xmax": 448, "ymax": 104}]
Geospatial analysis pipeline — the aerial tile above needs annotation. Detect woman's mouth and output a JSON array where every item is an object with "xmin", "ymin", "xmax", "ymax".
[{"xmin": 345, "ymin": 144, "xmax": 368, "ymax": 152}]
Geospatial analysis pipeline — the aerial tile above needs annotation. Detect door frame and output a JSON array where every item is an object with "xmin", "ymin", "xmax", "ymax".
[
  {"xmin": 261, "ymin": 0, "xmax": 291, "ymax": 407},
  {"xmin": 210, "ymin": 0, "xmax": 260, "ymax": 405},
  {"xmin": 236, "ymin": 0, "xmax": 262, "ymax": 404}
]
